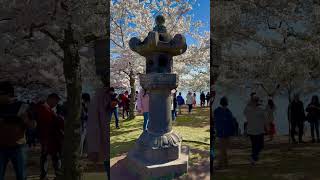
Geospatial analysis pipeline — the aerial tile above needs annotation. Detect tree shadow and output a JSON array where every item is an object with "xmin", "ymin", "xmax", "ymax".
[{"xmin": 110, "ymin": 157, "xmax": 140, "ymax": 180}]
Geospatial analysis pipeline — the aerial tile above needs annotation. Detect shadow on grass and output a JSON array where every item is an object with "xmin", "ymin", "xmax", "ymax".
[{"xmin": 110, "ymin": 139, "xmax": 136, "ymax": 158}]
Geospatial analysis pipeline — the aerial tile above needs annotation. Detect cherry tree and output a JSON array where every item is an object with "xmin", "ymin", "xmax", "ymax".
[
  {"xmin": 212, "ymin": 0, "xmax": 320, "ymax": 144},
  {"xmin": 111, "ymin": 0, "xmax": 209, "ymax": 119},
  {"xmin": 0, "ymin": 1, "xmax": 108, "ymax": 179}
]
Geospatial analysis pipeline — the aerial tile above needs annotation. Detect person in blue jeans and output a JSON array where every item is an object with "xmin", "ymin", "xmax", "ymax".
[
  {"xmin": 0, "ymin": 81, "xmax": 36, "ymax": 180},
  {"xmin": 110, "ymin": 87, "xmax": 120, "ymax": 129},
  {"xmin": 137, "ymin": 88, "xmax": 149, "ymax": 131},
  {"xmin": 176, "ymin": 92, "xmax": 185, "ymax": 115}
]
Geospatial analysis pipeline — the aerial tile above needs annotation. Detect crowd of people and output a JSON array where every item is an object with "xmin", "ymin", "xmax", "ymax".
[
  {"xmin": 0, "ymin": 81, "xmax": 108, "ymax": 180},
  {"xmin": 214, "ymin": 92, "xmax": 320, "ymax": 170},
  {"xmin": 109, "ymin": 87, "xmax": 211, "ymax": 131}
]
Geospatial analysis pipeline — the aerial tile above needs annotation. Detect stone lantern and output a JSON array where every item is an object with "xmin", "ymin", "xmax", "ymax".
[{"xmin": 127, "ymin": 15, "xmax": 189, "ymax": 179}]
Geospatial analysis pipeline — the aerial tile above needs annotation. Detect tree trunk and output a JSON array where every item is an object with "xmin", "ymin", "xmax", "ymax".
[
  {"xmin": 94, "ymin": 39, "xmax": 110, "ymax": 87},
  {"xmin": 287, "ymin": 90, "xmax": 292, "ymax": 145},
  {"xmin": 128, "ymin": 70, "xmax": 136, "ymax": 120},
  {"xmin": 210, "ymin": 34, "xmax": 222, "ymax": 174},
  {"xmin": 58, "ymin": 26, "xmax": 82, "ymax": 180}
]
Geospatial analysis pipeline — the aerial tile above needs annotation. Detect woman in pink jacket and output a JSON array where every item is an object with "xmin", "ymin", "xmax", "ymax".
[{"xmin": 137, "ymin": 88, "xmax": 149, "ymax": 131}]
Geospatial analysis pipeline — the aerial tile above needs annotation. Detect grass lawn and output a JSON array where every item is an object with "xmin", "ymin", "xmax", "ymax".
[
  {"xmin": 213, "ymin": 136, "xmax": 320, "ymax": 180},
  {"xmin": 110, "ymin": 106, "xmax": 210, "ymax": 166}
]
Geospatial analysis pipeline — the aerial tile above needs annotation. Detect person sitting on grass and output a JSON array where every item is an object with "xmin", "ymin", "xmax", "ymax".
[{"xmin": 215, "ymin": 96, "xmax": 235, "ymax": 169}]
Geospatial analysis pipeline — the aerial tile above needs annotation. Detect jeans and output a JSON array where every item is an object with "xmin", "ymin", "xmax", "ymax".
[
  {"xmin": 0, "ymin": 145, "xmax": 26, "ymax": 180},
  {"xmin": 110, "ymin": 107, "xmax": 119, "ymax": 128},
  {"xmin": 171, "ymin": 110, "xmax": 176, "ymax": 121},
  {"xmin": 188, "ymin": 104, "xmax": 192, "ymax": 113},
  {"xmin": 310, "ymin": 120, "xmax": 320, "ymax": 140},
  {"xmin": 80, "ymin": 128, "xmax": 87, "ymax": 156},
  {"xmin": 249, "ymin": 134, "xmax": 264, "ymax": 161},
  {"xmin": 40, "ymin": 146, "xmax": 61, "ymax": 179},
  {"xmin": 290, "ymin": 121, "xmax": 304, "ymax": 142},
  {"xmin": 104, "ymin": 160, "xmax": 109, "ymax": 180},
  {"xmin": 143, "ymin": 112, "xmax": 149, "ymax": 131}
]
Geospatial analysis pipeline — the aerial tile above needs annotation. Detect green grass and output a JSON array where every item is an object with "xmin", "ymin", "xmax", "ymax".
[{"xmin": 110, "ymin": 107, "xmax": 210, "ymax": 161}]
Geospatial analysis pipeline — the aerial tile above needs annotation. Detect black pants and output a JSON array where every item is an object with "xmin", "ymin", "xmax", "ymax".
[
  {"xmin": 310, "ymin": 120, "xmax": 320, "ymax": 140},
  {"xmin": 40, "ymin": 146, "xmax": 61, "ymax": 179},
  {"xmin": 188, "ymin": 104, "xmax": 192, "ymax": 112},
  {"xmin": 249, "ymin": 134, "xmax": 264, "ymax": 161},
  {"xmin": 290, "ymin": 121, "xmax": 304, "ymax": 142}
]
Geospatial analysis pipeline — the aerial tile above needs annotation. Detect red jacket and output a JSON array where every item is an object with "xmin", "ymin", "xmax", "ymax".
[{"xmin": 36, "ymin": 103, "xmax": 64, "ymax": 154}]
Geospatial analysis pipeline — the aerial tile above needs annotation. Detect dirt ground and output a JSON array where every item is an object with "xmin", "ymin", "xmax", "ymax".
[
  {"xmin": 213, "ymin": 136, "xmax": 320, "ymax": 180},
  {"xmin": 4, "ymin": 145, "xmax": 107, "ymax": 180}
]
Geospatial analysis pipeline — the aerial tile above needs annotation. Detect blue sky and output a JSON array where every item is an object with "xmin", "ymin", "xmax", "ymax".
[{"xmin": 185, "ymin": 0, "xmax": 210, "ymax": 45}]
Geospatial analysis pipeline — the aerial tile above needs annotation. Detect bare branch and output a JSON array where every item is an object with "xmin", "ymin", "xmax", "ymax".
[
  {"xmin": 39, "ymin": 29, "xmax": 63, "ymax": 47},
  {"xmin": 50, "ymin": 49, "xmax": 64, "ymax": 61}
]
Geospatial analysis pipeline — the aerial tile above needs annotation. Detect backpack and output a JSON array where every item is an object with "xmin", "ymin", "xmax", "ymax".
[{"xmin": 0, "ymin": 101, "xmax": 27, "ymax": 147}]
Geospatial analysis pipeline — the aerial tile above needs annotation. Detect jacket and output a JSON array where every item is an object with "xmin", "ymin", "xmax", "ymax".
[
  {"xmin": 244, "ymin": 102, "xmax": 268, "ymax": 135},
  {"xmin": 137, "ymin": 89, "xmax": 149, "ymax": 113},
  {"xmin": 215, "ymin": 107, "xmax": 235, "ymax": 138}
]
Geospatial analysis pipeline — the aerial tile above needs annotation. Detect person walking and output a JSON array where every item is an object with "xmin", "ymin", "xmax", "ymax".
[
  {"xmin": 206, "ymin": 92, "xmax": 210, "ymax": 107},
  {"xmin": 244, "ymin": 92, "xmax": 268, "ymax": 165},
  {"xmin": 110, "ymin": 88, "xmax": 120, "ymax": 129},
  {"xmin": 80, "ymin": 93, "xmax": 90, "ymax": 157},
  {"xmin": 265, "ymin": 98, "xmax": 276, "ymax": 141},
  {"xmin": 289, "ymin": 94, "xmax": 306, "ymax": 143},
  {"xmin": 214, "ymin": 96, "xmax": 236, "ymax": 169},
  {"xmin": 171, "ymin": 92, "xmax": 177, "ymax": 121},
  {"xmin": 186, "ymin": 92, "xmax": 193, "ymax": 114},
  {"xmin": 200, "ymin": 91, "xmax": 206, "ymax": 107},
  {"xmin": 122, "ymin": 91, "xmax": 130, "ymax": 119},
  {"xmin": 137, "ymin": 88, "xmax": 149, "ymax": 131},
  {"xmin": 192, "ymin": 92, "xmax": 197, "ymax": 107},
  {"xmin": 176, "ymin": 92, "xmax": 185, "ymax": 115},
  {"xmin": 0, "ymin": 82, "xmax": 36, "ymax": 180},
  {"xmin": 87, "ymin": 86, "xmax": 109, "ymax": 179},
  {"xmin": 36, "ymin": 93, "xmax": 63, "ymax": 180},
  {"xmin": 306, "ymin": 95, "xmax": 320, "ymax": 143}
]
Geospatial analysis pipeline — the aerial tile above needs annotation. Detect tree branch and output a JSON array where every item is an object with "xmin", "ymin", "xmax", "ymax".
[
  {"xmin": 39, "ymin": 29, "xmax": 63, "ymax": 47},
  {"xmin": 50, "ymin": 49, "xmax": 64, "ymax": 61}
]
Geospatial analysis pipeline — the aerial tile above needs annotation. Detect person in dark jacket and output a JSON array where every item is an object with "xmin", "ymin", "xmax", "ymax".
[
  {"xmin": 214, "ymin": 96, "xmax": 235, "ymax": 169},
  {"xmin": 306, "ymin": 95, "xmax": 320, "ymax": 143},
  {"xmin": 176, "ymin": 92, "xmax": 185, "ymax": 115},
  {"xmin": 289, "ymin": 94, "xmax": 306, "ymax": 143},
  {"xmin": 200, "ymin": 92, "xmax": 206, "ymax": 107},
  {"xmin": 206, "ymin": 92, "xmax": 210, "ymax": 107}
]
